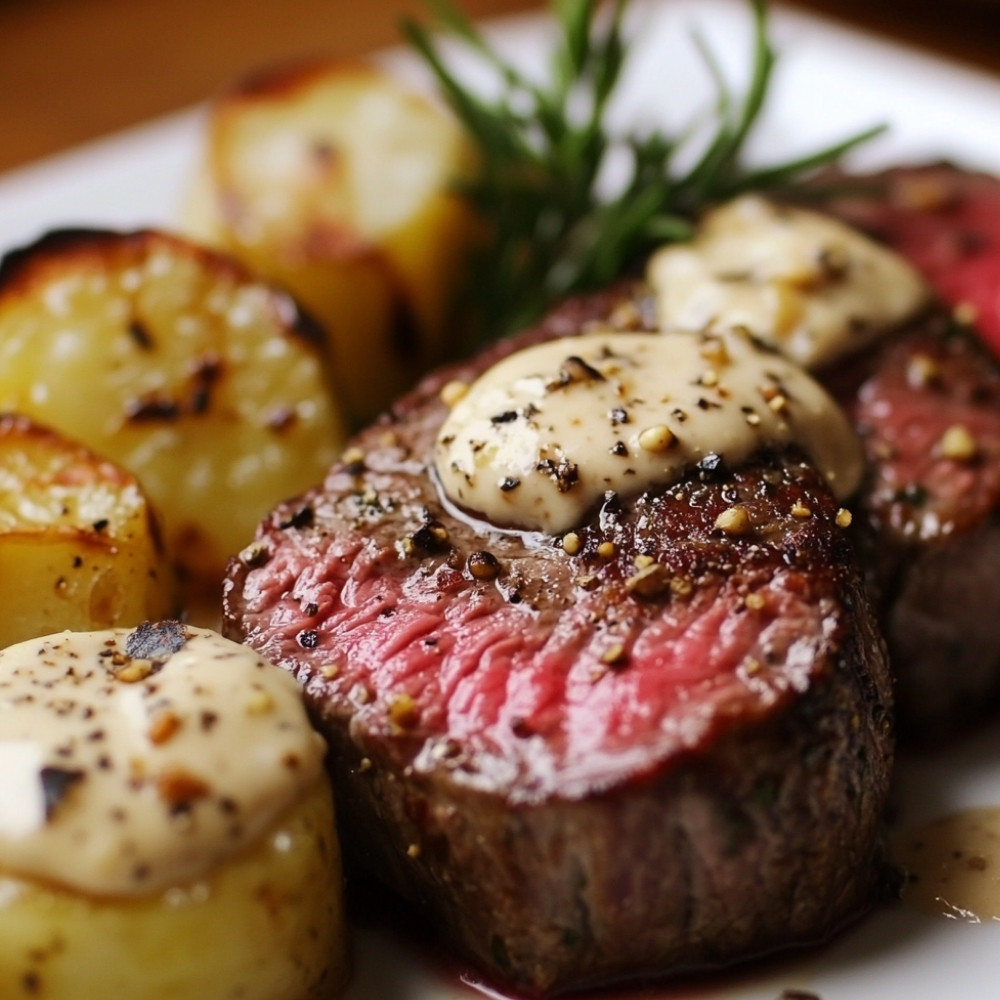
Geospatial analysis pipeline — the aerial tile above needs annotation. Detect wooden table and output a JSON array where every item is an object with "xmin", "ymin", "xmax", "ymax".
[{"xmin": 0, "ymin": 0, "xmax": 998, "ymax": 175}]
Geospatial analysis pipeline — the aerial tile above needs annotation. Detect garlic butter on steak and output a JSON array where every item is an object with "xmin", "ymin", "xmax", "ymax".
[
  {"xmin": 644, "ymin": 177, "xmax": 1000, "ymax": 740},
  {"xmin": 648, "ymin": 194, "xmax": 931, "ymax": 369},
  {"xmin": 435, "ymin": 328, "xmax": 863, "ymax": 534}
]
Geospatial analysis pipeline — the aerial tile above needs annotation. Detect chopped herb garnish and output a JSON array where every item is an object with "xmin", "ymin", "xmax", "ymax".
[
  {"xmin": 126, "ymin": 619, "xmax": 187, "ymax": 660},
  {"xmin": 40, "ymin": 765, "xmax": 85, "ymax": 820}
]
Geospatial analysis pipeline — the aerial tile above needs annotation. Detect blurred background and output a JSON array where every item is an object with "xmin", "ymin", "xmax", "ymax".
[{"xmin": 0, "ymin": 0, "xmax": 998, "ymax": 174}]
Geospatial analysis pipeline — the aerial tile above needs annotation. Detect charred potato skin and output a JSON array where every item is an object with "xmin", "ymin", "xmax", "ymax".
[
  {"xmin": 0, "ymin": 228, "xmax": 346, "ymax": 605},
  {"xmin": 0, "ymin": 412, "xmax": 175, "ymax": 647},
  {"xmin": 185, "ymin": 58, "xmax": 480, "ymax": 422}
]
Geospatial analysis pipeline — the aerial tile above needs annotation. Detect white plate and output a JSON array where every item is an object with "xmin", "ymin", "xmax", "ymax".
[{"xmin": 3, "ymin": 2, "xmax": 1000, "ymax": 997}]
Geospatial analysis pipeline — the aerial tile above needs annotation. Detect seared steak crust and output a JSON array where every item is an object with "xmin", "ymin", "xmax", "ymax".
[{"xmin": 224, "ymin": 312, "xmax": 893, "ymax": 993}]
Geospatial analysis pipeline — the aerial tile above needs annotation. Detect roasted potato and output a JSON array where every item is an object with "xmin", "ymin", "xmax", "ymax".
[
  {"xmin": 0, "ymin": 412, "xmax": 174, "ymax": 647},
  {"xmin": 0, "ymin": 229, "xmax": 346, "ymax": 606},
  {"xmin": 0, "ymin": 782, "xmax": 345, "ymax": 1000},
  {"xmin": 183, "ymin": 59, "xmax": 479, "ymax": 421},
  {"xmin": 0, "ymin": 624, "xmax": 348, "ymax": 999}
]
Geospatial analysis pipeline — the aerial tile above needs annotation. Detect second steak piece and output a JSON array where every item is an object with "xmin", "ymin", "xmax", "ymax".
[
  {"xmin": 825, "ymin": 164, "xmax": 1000, "ymax": 738},
  {"xmin": 224, "ymin": 335, "xmax": 893, "ymax": 996},
  {"xmin": 837, "ymin": 312, "xmax": 1000, "ymax": 739}
]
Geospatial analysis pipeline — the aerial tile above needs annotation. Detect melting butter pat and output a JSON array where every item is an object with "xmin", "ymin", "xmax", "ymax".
[
  {"xmin": 648, "ymin": 195, "xmax": 930, "ymax": 369},
  {"xmin": 435, "ymin": 329, "xmax": 863, "ymax": 535}
]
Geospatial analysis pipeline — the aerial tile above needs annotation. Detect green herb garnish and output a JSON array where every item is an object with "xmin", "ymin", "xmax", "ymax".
[{"xmin": 403, "ymin": 0, "xmax": 886, "ymax": 343}]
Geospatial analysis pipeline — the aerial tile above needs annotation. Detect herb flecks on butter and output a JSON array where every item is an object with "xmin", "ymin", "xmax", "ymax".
[
  {"xmin": 436, "ymin": 329, "xmax": 863, "ymax": 534},
  {"xmin": 0, "ymin": 623, "xmax": 325, "ymax": 896}
]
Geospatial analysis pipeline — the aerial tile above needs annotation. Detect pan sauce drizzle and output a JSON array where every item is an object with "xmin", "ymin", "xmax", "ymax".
[{"xmin": 894, "ymin": 806, "xmax": 1000, "ymax": 922}]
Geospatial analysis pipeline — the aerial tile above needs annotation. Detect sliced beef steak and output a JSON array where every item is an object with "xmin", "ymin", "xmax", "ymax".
[
  {"xmin": 833, "ymin": 313, "xmax": 1000, "ymax": 739},
  {"xmin": 830, "ymin": 162, "xmax": 1000, "ymax": 356},
  {"xmin": 224, "ymin": 324, "xmax": 893, "ymax": 995},
  {"xmin": 822, "ymin": 164, "xmax": 1000, "ymax": 738}
]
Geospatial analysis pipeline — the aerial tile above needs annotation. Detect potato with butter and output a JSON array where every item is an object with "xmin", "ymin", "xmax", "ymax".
[
  {"xmin": 0, "ymin": 622, "xmax": 349, "ymax": 999},
  {"xmin": 0, "ymin": 412, "xmax": 175, "ymax": 647},
  {"xmin": 0, "ymin": 229, "xmax": 346, "ymax": 607},
  {"xmin": 183, "ymin": 59, "xmax": 479, "ymax": 422},
  {"xmin": 0, "ymin": 782, "xmax": 344, "ymax": 1000}
]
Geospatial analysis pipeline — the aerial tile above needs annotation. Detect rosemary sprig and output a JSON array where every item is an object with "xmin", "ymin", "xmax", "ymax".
[{"xmin": 403, "ymin": 0, "xmax": 885, "ymax": 343}]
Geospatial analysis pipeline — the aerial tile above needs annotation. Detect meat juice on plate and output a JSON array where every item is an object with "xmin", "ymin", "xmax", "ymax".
[{"xmin": 894, "ymin": 807, "xmax": 1000, "ymax": 922}]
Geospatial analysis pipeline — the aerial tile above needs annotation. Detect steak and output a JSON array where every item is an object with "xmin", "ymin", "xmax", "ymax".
[
  {"xmin": 830, "ymin": 162, "xmax": 1000, "ymax": 356},
  {"xmin": 223, "ymin": 310, "xmax": 893, "ymax": 994},
  {"xmin": 822, "ymin": 164, "xmax": 1000, "ymax": 738},
  {"xmin": 832, "ymin": 314, "xmax": 1000, "ymax": 739}
]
